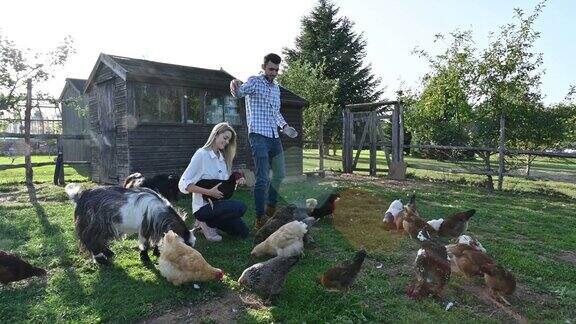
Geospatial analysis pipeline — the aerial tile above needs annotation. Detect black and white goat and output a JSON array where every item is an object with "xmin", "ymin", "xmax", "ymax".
[
  {"xmin": 65, "ymin": 184, "xmax": 195, "ymax": 265},
  {"xmin": 123, "ymin": 172, "xmax": 180, "ymax": 202}
]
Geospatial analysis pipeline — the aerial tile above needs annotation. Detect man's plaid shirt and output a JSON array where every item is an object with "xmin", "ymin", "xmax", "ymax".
[{"xmin": 236, "ymin": 74, "xmax": 287, "ymax": 138}]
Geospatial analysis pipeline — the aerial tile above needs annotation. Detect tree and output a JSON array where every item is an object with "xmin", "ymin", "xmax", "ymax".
[
  {"xmin": 472, "ymin": 2, "xmax": 546, "ymax": 190},
  {"xmin": 407, "ymin": 30, "xmax": 477, "ymax": 159},
  {"xmin": 277, "ymin": 59, "xmax": 339, "ymax": 144},
  {"xmin": 1, "ymin": 32, "xmax": 74, "ymax": 118},
  {"xmin": 283, "ymin": 0, "xmax": 382, "ymax": 152}
]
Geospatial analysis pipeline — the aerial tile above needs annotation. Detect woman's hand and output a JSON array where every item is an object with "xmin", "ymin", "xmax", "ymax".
[
  {"xmin": 236, "ymin": 177, "xmax": 246, "ymax": 186},
  {"xmin": 208, "ymin": 183, "xmax": 224, "ymax": 199}
]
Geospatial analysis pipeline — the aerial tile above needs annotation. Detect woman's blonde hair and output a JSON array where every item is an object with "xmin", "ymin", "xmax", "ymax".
[{"xmin": 202, "ymin": 122, "xmax": 237, "ymax": 172}]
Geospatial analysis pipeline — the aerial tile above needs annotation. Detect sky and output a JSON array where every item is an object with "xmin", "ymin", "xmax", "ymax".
[{"xmin": 1, "ymin": 0, "xmax": 574, "ymax": 105}]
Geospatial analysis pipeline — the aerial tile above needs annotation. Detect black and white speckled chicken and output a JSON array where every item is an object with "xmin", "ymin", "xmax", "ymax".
[
  {"xmin": 406, "ymin": 230, "xmax": 451, "ymax": 299},
  {"xmin": 238, "ymin": 255, "xmax": 300, "ymax": 298}
]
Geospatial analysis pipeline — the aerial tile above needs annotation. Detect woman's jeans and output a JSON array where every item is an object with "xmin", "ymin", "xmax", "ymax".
[
  {"xmin": 248, "ymin": 133, "xmax": 286, "ymax": 218},
  {"xmin": 194, "ymin": 200, "xmax": 249, "ymax": 238}
]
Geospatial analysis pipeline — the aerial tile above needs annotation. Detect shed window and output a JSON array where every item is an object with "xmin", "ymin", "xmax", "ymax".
[
  {"xmin": 135, "ymin": 84, "xmax": 182, "ymax": 123},
  {"xmin": 204, "ymin": 91, "xmax": 241, "ymax": 125},
  {"xmin": 185, "ymin": 89, "xmax": 202, "ymax": 124}
]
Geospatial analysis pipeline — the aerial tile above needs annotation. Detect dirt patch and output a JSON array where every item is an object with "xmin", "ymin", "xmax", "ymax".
[
  {"xmin": 460, "ymin": 283, "xmax": 529, "ymax": 323},
  {"xmin": 141, "ymin": 291, "xmax": 247, "ymax": 324},
  {"xmin": 557, "ymin": 251, "xmax": 576, "ymax": 266},
  {"xmin": 332, "ymin": 188, "xmax": 403, "ymax": 253}
]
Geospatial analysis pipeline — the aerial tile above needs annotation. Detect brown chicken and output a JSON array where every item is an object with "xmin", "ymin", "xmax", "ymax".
[
  {"xmin": 310, "ymin": 193, "xmax": 340, "ymax": 219},
  {"xmin": 158, "ymin": 231, "xmax": 224, "ymax": 285},
  {"xmin": 400, "ymin": 196, "xmax": 437, "ymax": 239},
  {"xmin": 448, "ymin": 245, "xmax": 495, "ymax": 277},
  {"xmin": 438, "ymin": 209, "xmax": 476, "ymax": 238},
  {"xmin": 0, "ymin": 251, "xmax": 46, "ymax": 284},
  {"xmin": 406, "ymin": 230, "xmax": 451, "ymax": 299},
  {"xmin": 481, "ymin": 263, "xmax": 516, "ymax": 305},
  {"xmin": 316, "ymin": 248, "xmax": 367, "ymax": 291},
  {"xmin": 238, "ymin": 255, "xmax": 300, "ymax": 298}
]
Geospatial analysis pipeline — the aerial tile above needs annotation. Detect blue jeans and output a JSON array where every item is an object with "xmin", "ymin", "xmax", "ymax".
[
  {"xmin": 249, "ymin": 133, "xmax": 286, "ymax": 218},
  {"xmin": 194, "ymin": 200, "xmax": 249, "ymax": 238}
]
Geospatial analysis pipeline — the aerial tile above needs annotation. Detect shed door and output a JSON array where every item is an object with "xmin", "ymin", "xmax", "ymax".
[{"xmin": 97, "ymin": 80, "xmax": 117, "ymax": 184}]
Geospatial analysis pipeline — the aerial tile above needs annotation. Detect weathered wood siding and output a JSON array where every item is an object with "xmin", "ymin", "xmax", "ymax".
[
  {"xmin": 88, "ymin": 64, "xmax": 129, "ymax": 184},
  {"xmin": 61, "ymin": 85, "xmax": 91, "ymax": 162}
]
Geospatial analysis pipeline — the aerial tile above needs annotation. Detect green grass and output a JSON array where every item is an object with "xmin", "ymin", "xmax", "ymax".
[{"xmin": 1, "ymin": 159, "xmax": 575, "ymax": 322}]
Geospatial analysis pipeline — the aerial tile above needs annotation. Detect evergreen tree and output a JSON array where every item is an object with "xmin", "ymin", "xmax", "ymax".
[{"xmin": 284, "ymin": 0, "xmax": 382, "ymax": 150}]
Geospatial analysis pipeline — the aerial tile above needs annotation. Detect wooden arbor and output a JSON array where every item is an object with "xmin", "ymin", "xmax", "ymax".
[{"xmin": 342, "ymin": 100, "xmax": 406, "ymax": 179}]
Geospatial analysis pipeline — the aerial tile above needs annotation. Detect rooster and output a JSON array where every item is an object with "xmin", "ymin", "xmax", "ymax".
[
  {"xmin": 158, "ymin": 231, "xmax": 224, "ymax": 285},
  {"xmin": 406, "ymin": 230, "xmax": 451, "ymax": 300},
  {"xmin": 251, "ymin": 221, "xmax": 308, "ymax": 258},
  {"xmin": 438, "ymin": 209, "xmax": 476, "ymax": 238},
  {"xmin": 310, "ymin": 193, "xmax": 340, "ymax": 219},
  {"xmin": 238, "ymin": 255, "xmax": 300, "ymax": 298},
  {"xmin": 0, "ymin": 251, "xmax": 46, "ymax": 284},
  {"xmin": 254, "ymin": 204, "xmax": 316, "ymax": 244},
  {"xmin": 195, "ymin": 171, "xmax": 244, "ymax": 207},
  {"xmin": 316, "ymin": 248, "xmax": 367, "ymax": 291}
]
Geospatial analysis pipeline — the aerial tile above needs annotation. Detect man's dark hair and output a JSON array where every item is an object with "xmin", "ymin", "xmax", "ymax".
[{"xmin": 264, "ymin": 53, "xmax": 281, "ymax": 65}]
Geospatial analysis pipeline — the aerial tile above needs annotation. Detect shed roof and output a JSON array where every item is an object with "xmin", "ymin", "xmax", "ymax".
[
  {"xmin": 59, "ymin": 78, "xmax": 86, "ymax": 100},
  {"xmin": 83, "ymin": 53, "xmax": 307, "ymax": 105}
]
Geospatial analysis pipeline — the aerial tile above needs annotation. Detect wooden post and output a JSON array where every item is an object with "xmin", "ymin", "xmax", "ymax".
[
  {"xmin": 497, "ymin": 113, "xmax": 506, "ymax": 191},
  {"xmin": 54, "ymin": 138, "xmax": 65, "ymax": 185},
  {"xmin": 342, "ymin": 108, "xmax": 353, "ymax": 173},
  {"xmin": 319, "ymin": 111, "xmax": 324, "ymax": 171},
  {"xmin": 389, "ymin": 103, "xmax": 406, "ymax": 180},
  {"xmin": 24, "ymin": 79, "xmax": 33, "ymax": 185},
  {"xmin": 369, "ymin": 111, "xmax": 377, "ymax": 176}
]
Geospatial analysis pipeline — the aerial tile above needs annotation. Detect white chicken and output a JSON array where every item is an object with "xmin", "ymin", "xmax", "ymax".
[{"xmin": 251, "ymin": 221, "xmax": 308, "ymax": 258}]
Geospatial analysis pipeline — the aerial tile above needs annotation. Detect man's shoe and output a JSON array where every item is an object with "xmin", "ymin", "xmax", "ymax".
[
  {"xmin": 254, "ymin": 215, "xmax": 269, "ymax": 231},
  {"xmin": 265, "ymin": 205, "xmax": 276, "ymax": 218}
]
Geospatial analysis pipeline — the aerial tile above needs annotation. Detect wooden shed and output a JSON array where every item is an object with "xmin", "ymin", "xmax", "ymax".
[
  {"xmin": 84, "ymin": 53, "xmax": 307, "ymax": 184},
  {"xmin": 59, "ymin": 78, "xmax": 91, "ymax": 163}
]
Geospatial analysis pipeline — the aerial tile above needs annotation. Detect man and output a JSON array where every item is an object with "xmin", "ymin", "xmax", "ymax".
[{"xmin": 230, "ymin": 53, "xmax": 298, "ymax": 230}]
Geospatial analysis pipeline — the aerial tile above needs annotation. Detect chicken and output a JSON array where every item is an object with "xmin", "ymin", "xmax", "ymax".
[
  {"xmin": 445, "ymin": 235, "xmax": 488, "ymax": 274},
  {"xmin": 0, "ymin": 251, "xmax": 46, "ymax": 284},
  {"xmin": 448, "ymin": 245, "xmax": 495, "ymax": 277},
  {"xmin": 383, "ymin": 199, "xmax": 403, "ymax": 230},
  {"xmin": 316, "ymin": 248, "xmax": 367, "ymax": 291},
  {"xmin": 310, "ymin": 193, "xmax": 340, "ymax": 219},
  {"xmin": 395, "ymin": 194, "xmax": 418, "ymax": 231},
  {"xmin": 481, "ymin": 263, "xmax": 516, "ymax": 305},
  {"xmin": 251, "ymin": 221, "xmax": 308, "ymax": 258},
  {"xmin": 158, "ymin": 230, "xmax": 224, "ymax": 285},
  {"xmin": 405, "ymin": 230, "xmax": 451, "ymax": 299},
  {"xmin": 254, "ymin": 204, "xmax": 316, "ymax": 244},
  {"xmin": 238, "ymin": 255, "xmax": 300, "ymax": 298},
  {"xmin": 402, "ymin": 207, "xmax": 438, "ymax": 240},
  {"xmin": 305, "ymin": 198, "xmax": 318, "ymax": 215},
  {"xmin": 195, "ymin": 171, "xmax": 244, "ymax": 205},
  {"xmin": 438, "ymin": 209, "xmax": 476, "ymax": 238}
]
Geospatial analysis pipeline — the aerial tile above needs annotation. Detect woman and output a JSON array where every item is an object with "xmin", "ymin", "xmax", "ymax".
[{"xmin": 179, "ymin": 122, "xmax": 249, "ymax": 241}]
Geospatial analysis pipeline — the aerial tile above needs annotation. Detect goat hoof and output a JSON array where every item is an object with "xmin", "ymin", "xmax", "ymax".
[
  {"xmin": 103, "ymin": 249, "xmax": 115, "ymax": 259},
  {"xmin": 140, "ymin": 251, "xmax": 151, "ymax": 263},
  {"xmin": 94, "ymin": 254, "xmax": 111, "ymax": 265}
]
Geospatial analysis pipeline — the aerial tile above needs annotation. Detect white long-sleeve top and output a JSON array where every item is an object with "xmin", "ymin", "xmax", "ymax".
[{"xmin": 179, "ymin": 148, "xmax": 229, "ymax": 213}]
